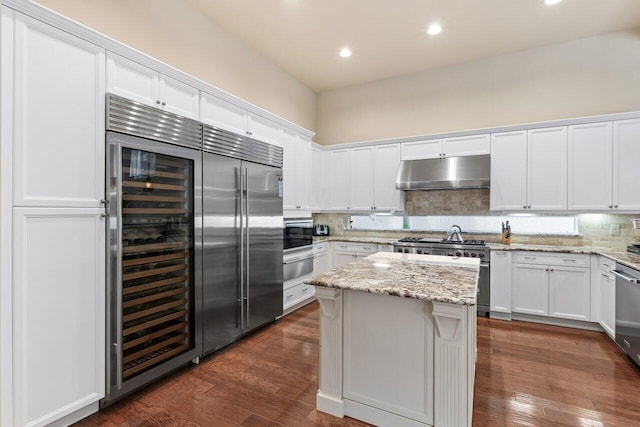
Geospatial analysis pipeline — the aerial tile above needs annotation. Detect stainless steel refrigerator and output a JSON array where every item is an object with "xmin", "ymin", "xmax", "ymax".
[{"xmin": 202, "ymin": 124, "xmax": 283, "ymax": 355}]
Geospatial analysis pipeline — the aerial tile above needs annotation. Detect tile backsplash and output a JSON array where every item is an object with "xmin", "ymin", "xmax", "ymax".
[{"xmin": 405, "ymin": 189, "xmax": 490, "ymax": 215}]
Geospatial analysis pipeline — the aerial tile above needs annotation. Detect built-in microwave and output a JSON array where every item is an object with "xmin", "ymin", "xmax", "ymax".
[{"xmin": 283, "ymin": 218, "xmax": 313, "ymax": 251}]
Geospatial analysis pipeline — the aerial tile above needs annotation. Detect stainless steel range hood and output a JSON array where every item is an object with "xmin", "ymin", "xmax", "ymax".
[{"xmin": 396, "ymin": 154, "xmax": 490, "ymax": 191}]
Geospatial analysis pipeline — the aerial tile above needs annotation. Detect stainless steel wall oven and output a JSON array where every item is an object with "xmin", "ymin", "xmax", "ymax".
[{"xmin": 283, "ymin": 218, "xmax": 313, "ymax": 250}]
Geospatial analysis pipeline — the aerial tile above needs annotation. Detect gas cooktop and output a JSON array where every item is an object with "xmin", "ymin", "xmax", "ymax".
[{"xmin": 397, "ymin": 237, "xmax": 486, "ymax": 246}]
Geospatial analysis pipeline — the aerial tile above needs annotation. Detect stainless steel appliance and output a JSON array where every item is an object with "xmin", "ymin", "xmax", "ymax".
[
  {"xmin": 396, "ymin": 154, "xmax": 490, "ymax": 191},
  {"xmin": 202, "ymin": 124, "xmax": 284, "ymax": 355},
  {"xmin": 393, "ymin": 236, "xmax": 490, "ymax": 315},
  {"xmin": 103, "ymin": 94, "xmax": 203, "ymax": 406},
  {"xmin": 283, "ymin": 218, "xmax": 313, "ymax": 250},
  {"xmin": 314, "ymin": 224, "xmax": 330, "ymax": 236},
  {"xmin": 614, "ymin": 262, "xmax": 640, "ymax": 367}
]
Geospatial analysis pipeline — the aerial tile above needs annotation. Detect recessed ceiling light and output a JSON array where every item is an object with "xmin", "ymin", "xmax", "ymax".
[
  {"xmin": 544, "ymin": 0, "xmax": 562, "ymax": 5},
  {"xmin": 339, "ymin": 48, "xmax": 352, "ymax": 58},
  {"xmin": 427, "ymin": 23, "xmax": 442, "ymax": 36}
]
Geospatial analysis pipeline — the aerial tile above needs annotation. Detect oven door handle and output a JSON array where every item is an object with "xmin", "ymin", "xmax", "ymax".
[
  {"xmin": 612, "ymin": 270, "xmax": 640, "ymax": 284},
  {"xmin": 283, "ymin": 255, "xmax": 315, "ymax": 265},
  {"xmin": 479, "ymin": 264, "xmax": 490, "ymax": 269}
]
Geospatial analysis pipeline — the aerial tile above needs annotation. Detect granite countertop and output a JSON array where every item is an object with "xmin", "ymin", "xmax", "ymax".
[
  {"xmin": 313, "ymin": 236, "xmax": 397, "ymax": 245},
  {"xmin": 309, "ymin": 252, "xmax": 479, "ymax": 305}
]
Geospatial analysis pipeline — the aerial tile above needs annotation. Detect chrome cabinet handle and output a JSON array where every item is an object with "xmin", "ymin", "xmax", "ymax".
[
  {"xmin": 609, "ymin": 205, "xmax": 613, "ymax": 209},
  {"xmin": 161, "ymin": 101, "xmax": 166, "ymax": 106},
  {"xmin": 524, "ymin": 256, "xmax": 537, "ymax": 260},
  {"xmin": 614, "ymin": 205, "xmax": 619, "ymax": 208},
  {"xmin": 563, "ymin": 259, "xmax": 577, "ymax": 263},
  {"xmin": 156, "ymin": 99, "xmax": 161, "ymax": 104}
]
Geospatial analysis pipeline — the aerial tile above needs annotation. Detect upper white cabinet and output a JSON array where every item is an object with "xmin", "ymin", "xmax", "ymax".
[
  {"xmin": 282, "ymin": 130, "xmax": 310, "ymax": 211},
  {"xmin": 310, "ymin": 145, "xmax": 326, "ymax": 210},
  {"xmin": 349, "ymin": 146, "xmax": 375, "ymax": 210},
  {"xmin": 107, "ymin": 52, "xmax": 199, "ymax": 119},
  {"xmin": 527, "ymin": 127, "xmax": 567, "ymax": 210},
  {"xmin": 568, "ymin": 122, "xmax": 613, "ymax": 210},
  {"xmin": 13, "ymin": 13, "xmax": 105, "ymax": 208},
  {"xmin": 329, "ymin": 149, "xmax": 350, "ymax": 210},
  {"xmin": 200, "ymin": 91, "xmax": 282, "ymax": 145},
  {"xmin": 374, "ymin": 144, "xmax": 404, "ymax": 211},
  {"xmin": 490, "ymin": 131, "xmax": 527, "ymax": 211},
  {"xmin": 491, "ymin": 127, "xmax": 567, "ymax": 211},
  {"xmin": 400, "ymin": 134, "xmax": 489, "ymax": 160},
  {"xmin": 613, "ymin": 119, "xmax": 640, "ymax": 211},
  {"xmin": 327, "ymin": 144, "xmax": 404, "ymax": 211}
]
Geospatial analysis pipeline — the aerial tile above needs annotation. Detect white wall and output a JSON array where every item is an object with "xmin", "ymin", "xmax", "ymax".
[
  {"xmin": 36, "ymin": 0, "xmax": 316, "ymax": 132},
  {"xmin": 316, "ymin": 28, "xmax": 640, "ymax": 145}
]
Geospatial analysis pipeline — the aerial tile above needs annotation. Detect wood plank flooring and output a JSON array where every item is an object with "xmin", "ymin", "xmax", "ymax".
[{"xmin": 75, "ymin": 302, "xmax": 640, "ymax": 426}]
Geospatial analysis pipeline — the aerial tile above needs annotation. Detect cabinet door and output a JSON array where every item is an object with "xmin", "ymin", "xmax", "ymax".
[
  {"xmin": 400, "ymin": 139, "xmax": 442, "ymax": 160},
  {"xmin": 281, "ymin": 130, "xmax": 296, "ymax": 210},
  {"xmin": 158, "ymin": 74, "xmax": 199, "ymax": 119},
  {"xmin": 329, "ymin": 149, "xmax": 350, "ymax": 210},
  {"xmin": 247, "ymin": 113, "xmax": 281, "ymax": 145},
  {"xmin": 200, "ymin": 92, "xmax": 248, "ymax": 135},
  {"xmin": 14, "ymin": 14, "xmax": 105, "ymax": 207},
  {"xmin": 613, "ymin": 119, "xmax": 640, "ymax": 210},
  {"xmin": 443, "ymin": 134, "xmax": 490, "ymax": 157},
  {"xmin": 512, "ymin": 263, "xmax": 549, "ymax": 316},
  {"xmin": 349, "ymin": 146, "xmax": 375, "ymax": 211},
  {"xmin": 490, "ymin": 251, "xmax": 511, "ymax": 313},
  {"xmin": 310, "ymin": 146, "xmax": 323, "ymax": 210},
  {"xmin": 333, "ymin": 251, "xmax": 356, "ymax": 268},
  {"xmin": 549, "ymin": 266, "xmax": 590, "ymax": 321},
  {"xmin": 600, "ymin": 271, "xmax": 615, "ymax": 338},
  {"xmin": 527, "ymin": 127, "xmax": 567, "ymax": 210},
  {"xmin": 294, "ymin": 135, "xmax": 311, "ymax": 209},
  {"xmin": 490, "ymin": 131, "xmax": 527, "ymax": 211},
  {"xmin": 313, "ymin": 252, "xmax": 332, "ymax": 276},
  {"xmin": 106, "ymin": 52, "xmax": 159, "ymax": 106},
  {"xmin": 374, "ymin": 144, "xmax": 403, "ymax": 211},
  {"xmin": 13, "ymin": 208, "xmax": 105, "ymax": 427},
  {"xmin": 568, "ymin": 122, "xmax": 613, "ymax": 210}
]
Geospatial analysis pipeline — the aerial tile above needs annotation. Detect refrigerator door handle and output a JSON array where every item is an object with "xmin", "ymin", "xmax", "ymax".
[
  {"xmin": 239, "ymin": 166, "xmax": 245, "ymax": 330},
  {"xmin": 244, "ymin": 166, "xmax": 250, "ymax": 327},
  {"xmin": 114, "ymin": 144, "xmax": 124, "ymax": 389}
]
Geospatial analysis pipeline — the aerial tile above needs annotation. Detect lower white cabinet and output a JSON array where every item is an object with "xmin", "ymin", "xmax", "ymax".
[
  {"xmin": 548, "ymin": 266, "xmax": 591, "ymax": 321},
  {"xmin": 283, "ymin": 281, "xmax": 315, "ymax": 312},
  {"xmin": 512, "ymin": 263, "xmax": 549, "ymax": 316},
  {"xmin": 313, "ymin": 242, "xmax": 332, "ymax": 275},
  {"xmin": 490, "ymin": 251, "xmax": 511, "ymax": 314},
  {"xmin": 598, "ymin": 256, "xmax": 616, "ymax": 338},
  {"xmin": 12, "ymin": 208, "xmax": 105, "ymax": 427},
  {"xmin": 332, "ymin": 242, "xmax": 377, "ymax": 268}
]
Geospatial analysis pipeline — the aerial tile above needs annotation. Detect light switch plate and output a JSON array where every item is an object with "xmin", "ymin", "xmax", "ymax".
[{"xmin": 610, "ymin": 224, "xmax": 620, "ymax": 236}]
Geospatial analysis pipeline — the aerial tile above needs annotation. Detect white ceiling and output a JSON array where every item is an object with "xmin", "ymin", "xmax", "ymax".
[{"xmin": 184, "ymin": 0, "xmax": 640, "ymax": 92}]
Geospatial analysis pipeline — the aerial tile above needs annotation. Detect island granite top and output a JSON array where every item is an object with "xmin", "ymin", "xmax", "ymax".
[{"xmin": 309, "ymin": 252, "xmax": 479, "ymax": 305}]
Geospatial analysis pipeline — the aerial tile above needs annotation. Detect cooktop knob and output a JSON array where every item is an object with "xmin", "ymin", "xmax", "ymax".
[
  {"xmin": 403, "ymin": 248, "xmax": 409, "ymax": 254},
  {"xmin": 464, "ymin": 252, "xmax": 469, "ymax": 257},
  {"xmin": 455, "ymin": 251, "xmax": 462, "ymax": 257},
  {"xmin": 479, "ymin": 253, "xmax": 485, "ymax": 258},
  {"xmin": 417, "ymin": 249, "xmax": 423, "ymax": 254},
  {"xmin": 396, "ymin": 248, "xmax": 403, "ymax": 253},
  {"xmin": 471, "ymin": 253, "xmax": 477, "ymax": 257}
]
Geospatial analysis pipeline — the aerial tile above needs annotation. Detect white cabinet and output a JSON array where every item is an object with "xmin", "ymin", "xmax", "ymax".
[
  {"xmin": 310, "ymin": 145, "xmax": 326, "ymax": 210},
  {"xmin": 329, "ymin": 149, "xmax": 350, "ymax": 210},
  {"xmin": 374, "ymin": 144, "xmax": 404, "ymax": 211},
  {"xmin": 400, "ymin": 134, "xmax": 489, "ymax": 160},
  {"xmin": 313, "ymin": 242, "xmax": 332, "ymax": 275},
  {"xmin": 613, "ymin": 119, "xmax": 640, "ymax": 211},
  {"xmin": 512, "ymin": 263, "xmax": 549, "ymax": 316},
  {"xmin": 349, "ymin": 146, "xmax": 375, "ymax": 210},
  {"xmin": 490, "ymin": 131, "xmax": 527, "ymax": 211},
  {"xmin": 598, "ymin": 256, "xmax": 616, "ymax": 338},
  {"xmin": 332, "ymin": 242, "xmax": 377, "ymax": 268},
  {"xmin": 490, "ymin": 127, "xmax": 567, "ymax": 211},
  {"xmin": 548, "ymin": 266, "xmax": 591, "ymax": 321},
  {"xmin": 13, "ymin": 208, "xmax": 105, "ymax": 427},
  {"xmin": 107, "ymin": 52, "xmax": 199, "ymax": 119},
  {"xmin": 200, "ymin": 92, "xmax": 282, "ymax": 144},
  {"xmin": 568, "ymin": 122, "xmax": 613, "ymax": 210},
  {"xmin": 512, "ymin": 252, "xmax": 591, "ymax": 321},
  {"xmin": 527, "ymin": 127, "xmax": 567, "ymax": 210},
  {"xmin": 13, "ymin": 13, "xmax": 105, "ymax": 208},
  {"xmin": 282, "ymin": 130, "xmax": 311, "ymax": 211},
  {"xmin": 327, "ymin": 144, "xmax": 403, "ymax": 212},
  {"xmin": 490, "ymin": 251, "xmax": 511, "ymax": 314}
]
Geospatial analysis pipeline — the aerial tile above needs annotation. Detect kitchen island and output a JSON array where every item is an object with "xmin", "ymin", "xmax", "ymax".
[{"xmin": 310, "ymin": 252, "xmax": 479, "ymax": 427}]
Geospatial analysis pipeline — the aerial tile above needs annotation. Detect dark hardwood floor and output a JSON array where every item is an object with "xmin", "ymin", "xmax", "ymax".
[{"xmin": 75, "ymin": 302, "xmax": 640, "ymax": 426}]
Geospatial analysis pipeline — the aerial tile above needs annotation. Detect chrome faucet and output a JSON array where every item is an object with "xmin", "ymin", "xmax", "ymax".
[{"xmin": 446, "ymin": 225, "xmax": 464, "ymax": 243}]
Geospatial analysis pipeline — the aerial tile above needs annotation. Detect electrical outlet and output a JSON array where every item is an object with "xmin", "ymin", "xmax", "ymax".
[{"xmin": 610, "ymin": 224, "xmax": 620, "ymax": 236}]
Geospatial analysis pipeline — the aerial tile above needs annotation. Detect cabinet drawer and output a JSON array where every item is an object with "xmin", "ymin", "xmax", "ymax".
[
  {"xmin": 313, "ymin": 242, "xmax": 329, "ymax": 255},
  {"xmin": 283, "ymin": 283, "xmax": 315, "ymax": 309},
  {"xmin": 333, "ymin": 242, "xmax": 377, "ymax": 254},
  {"xmin": 512, "ymin": 252, "xmax": 590, "ymax": 268},
  {"xmin": 599, "ymin": 256, "xmax": 615, "ymax": 273}
]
